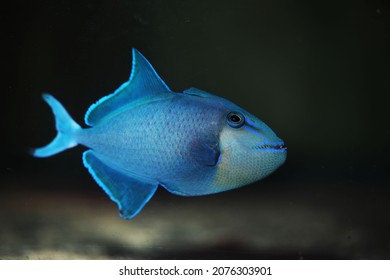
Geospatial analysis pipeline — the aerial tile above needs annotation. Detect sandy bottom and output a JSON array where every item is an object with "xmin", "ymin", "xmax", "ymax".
[{"xmin": 1, "ymin": 181, "xmax": 389, "ymax": 259}]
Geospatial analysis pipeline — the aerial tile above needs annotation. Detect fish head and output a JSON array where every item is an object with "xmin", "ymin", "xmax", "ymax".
[{"xmin": 212, "ymin": 98, "xmax": 287, "ymax": 190}]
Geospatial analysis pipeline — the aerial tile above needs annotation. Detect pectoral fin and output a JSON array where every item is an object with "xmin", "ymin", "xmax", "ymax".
[
  {"xmin": 82, "ymin": 150, "xmax": 158, "ymax": 219},
  {"xmin": 189, "ymin": 138, "xmax": 221, "ymax": 166}
]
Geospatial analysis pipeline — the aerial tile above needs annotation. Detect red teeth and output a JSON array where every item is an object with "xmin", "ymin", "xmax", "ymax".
[{"xmin": 256, "ymin": 144, "xmax": 287, "ymax": 150}]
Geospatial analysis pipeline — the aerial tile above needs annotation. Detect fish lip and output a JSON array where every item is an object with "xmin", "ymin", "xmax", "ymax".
[{"xmin": 255, "ymin": 142, "xmax": 287, "ymax": 152}]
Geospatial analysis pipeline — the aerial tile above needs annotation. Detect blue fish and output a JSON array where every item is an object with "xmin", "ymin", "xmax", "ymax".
[{"xmin": 33, "ymin": 49, "xmax": 287, "ymax": 219}]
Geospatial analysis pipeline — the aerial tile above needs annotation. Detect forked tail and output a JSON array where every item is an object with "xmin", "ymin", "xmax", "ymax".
[{"xmin": 32, "ymin": 94, "xmax": 81, "ymax": 157}]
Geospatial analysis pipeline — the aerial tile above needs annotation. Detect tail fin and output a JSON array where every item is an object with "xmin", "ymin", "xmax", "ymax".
[{"xmin": 32, "ymin": 94, "xmax": 81, "ymax": 158}]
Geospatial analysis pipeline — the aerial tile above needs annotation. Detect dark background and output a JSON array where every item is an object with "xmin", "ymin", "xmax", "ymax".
[{"xmin": 1, "ymin": 0, "xmax": 390, "ymax": 259}]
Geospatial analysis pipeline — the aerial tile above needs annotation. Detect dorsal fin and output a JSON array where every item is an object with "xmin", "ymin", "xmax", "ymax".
[
  {"xmin": 183, "ymin": 87, "xmax": 214, "ymax": 98},
  {"xmin": 85, "ymin": 49, "xmax": 171, "ymax": 126}
]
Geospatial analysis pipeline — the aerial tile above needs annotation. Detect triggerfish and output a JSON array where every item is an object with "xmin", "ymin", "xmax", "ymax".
[{"xmin": 33, "ymin": 49, "xmax": 287, "ymax": 219}]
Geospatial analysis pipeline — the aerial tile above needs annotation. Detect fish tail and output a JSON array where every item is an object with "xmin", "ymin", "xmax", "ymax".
[{"xmin": 32, "ymin": 94, "xmax": 81, "ymax": 158}]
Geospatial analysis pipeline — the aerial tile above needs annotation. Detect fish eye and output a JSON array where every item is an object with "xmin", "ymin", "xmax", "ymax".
[{"xmin": 226, "ymin": 112, "xmax": 245, "ymax": 128}]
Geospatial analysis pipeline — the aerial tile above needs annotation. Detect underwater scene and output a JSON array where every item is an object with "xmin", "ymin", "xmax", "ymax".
[{"xmin": 2, "ymin": 0, "xmax": 390, "ymax": 259}]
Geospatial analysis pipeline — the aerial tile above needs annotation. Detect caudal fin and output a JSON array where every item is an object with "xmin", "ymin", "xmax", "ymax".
[{"xmin": 32, "ymin": 94, "xmax": 81, "ymax": 158}]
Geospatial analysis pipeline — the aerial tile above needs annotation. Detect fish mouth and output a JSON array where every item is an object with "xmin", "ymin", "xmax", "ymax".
[{"xmin": 255, "ymin": 143, "xmax": 287, "ymax": 152}]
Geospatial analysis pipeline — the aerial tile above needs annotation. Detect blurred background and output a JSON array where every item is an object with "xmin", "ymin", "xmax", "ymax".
[{"xmin": 1, "ymin": 0, "xmax": 390, "ymax": 259}]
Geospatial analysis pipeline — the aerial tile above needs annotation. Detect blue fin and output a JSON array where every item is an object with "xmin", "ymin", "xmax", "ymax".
[
  {"xmin": 189, "ymin": 138, "xmax": 221, "ymax": 166},
  {"xmin": 32, "ymin": 94, "xmax": 80, "ymax": 158},
  {"xmin": 85, "ymin": 49, "xmax": 171, "ymax": 126},
  {"xmin": 183, "ymin": 87, "xmax": 214, "ymax": 98},
  {"xmin": 82, "ymin": 150, "xmax": 158, "ymax": 219}
]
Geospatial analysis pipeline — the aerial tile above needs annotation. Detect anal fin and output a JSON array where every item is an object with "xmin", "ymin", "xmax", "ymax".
[{"xmin": 82, "ymin": 150, "xmax": 158, "ymax": 219}]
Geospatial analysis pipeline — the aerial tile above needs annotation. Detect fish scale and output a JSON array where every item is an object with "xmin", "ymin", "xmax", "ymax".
[
  {"xmin": 78, "ymin": 95, "xmax": 218, "ymax": 182},
  {"xmin": 32, "ymin": 49, "xmax": 287, "ymax": 219}
]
